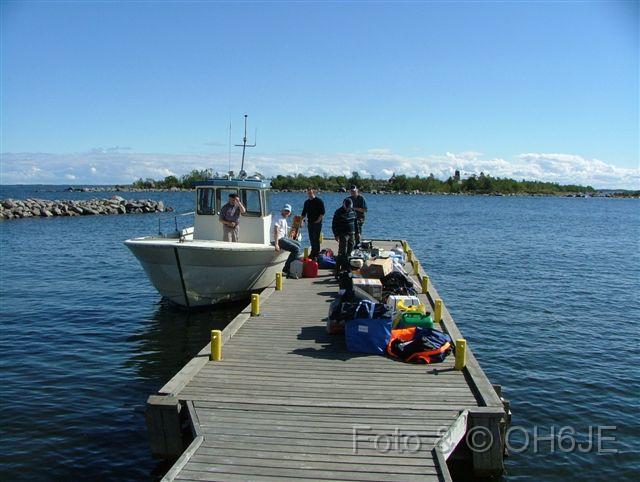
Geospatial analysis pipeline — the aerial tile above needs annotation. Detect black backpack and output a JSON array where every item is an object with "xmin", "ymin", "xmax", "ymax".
[{"xmin": 381, "ymin": 271, "xmax": 418, "ymax": 297}]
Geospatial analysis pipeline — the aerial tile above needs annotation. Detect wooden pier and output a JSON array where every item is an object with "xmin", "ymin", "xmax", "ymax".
[{"xmin": 147, "ymin": 240, "xmax": 508, "ymax": 481}]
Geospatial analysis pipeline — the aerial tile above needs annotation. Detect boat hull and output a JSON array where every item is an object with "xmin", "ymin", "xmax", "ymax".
[{"xmin": 125, "ymin": 238, "xmax": 289, "ymax": 307}]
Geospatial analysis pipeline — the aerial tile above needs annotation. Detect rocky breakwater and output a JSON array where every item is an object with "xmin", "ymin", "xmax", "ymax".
[{"xmin": 1, "ymin": 196, "xmax": 172, "ymax": 220}]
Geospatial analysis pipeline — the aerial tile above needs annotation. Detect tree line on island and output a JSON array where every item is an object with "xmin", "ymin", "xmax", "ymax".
[{"xmin": 131, "ymin": 169, "xmax": 599, "ymax": 195}]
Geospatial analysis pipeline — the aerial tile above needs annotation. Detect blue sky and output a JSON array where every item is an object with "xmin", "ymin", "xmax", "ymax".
[{"xmin": 1, "ymin": 1, "xmax": 638, "ymax": 188}]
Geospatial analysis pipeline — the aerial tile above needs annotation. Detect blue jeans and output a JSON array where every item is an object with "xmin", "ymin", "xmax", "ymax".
[{"xmin": 278, "ymin": 237, "xmax": 301, "ymax": 273}]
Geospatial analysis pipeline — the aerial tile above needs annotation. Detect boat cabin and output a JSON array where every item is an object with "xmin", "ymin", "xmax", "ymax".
[{"xmin": 193, "ymin": 178, "xmax": 272, "ymax": 244}]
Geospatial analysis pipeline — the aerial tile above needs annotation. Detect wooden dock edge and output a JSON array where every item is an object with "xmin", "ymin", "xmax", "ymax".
[
  {"xmin": 146, "ymin": 239, "xmax": 509, "ymax": 478},
  {"xmin": 146, "ymin": 286, "xmax": 276, "ymax": 459},
  {"xmin": 408, "ymin": 241, "xmax": 509, "ymax": 477}
]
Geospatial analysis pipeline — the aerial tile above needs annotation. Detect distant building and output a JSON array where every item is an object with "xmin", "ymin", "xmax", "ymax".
[{"xmin": 454, "ymin": 170, "xmax": 460, "ymax": 182}]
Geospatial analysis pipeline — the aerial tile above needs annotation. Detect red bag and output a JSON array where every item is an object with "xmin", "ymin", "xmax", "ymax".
[{"xmin": 302, "ymin": 258, "xmax": 319, "ymax": 278}]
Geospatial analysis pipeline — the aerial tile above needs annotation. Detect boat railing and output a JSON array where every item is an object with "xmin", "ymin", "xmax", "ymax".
[{"xmin": 157, "ymin": 211, "xmax": 195, "ymax": 240}]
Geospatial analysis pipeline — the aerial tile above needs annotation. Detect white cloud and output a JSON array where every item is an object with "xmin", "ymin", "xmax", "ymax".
[{"xmin": 0, "ymin": 149, "xmax": 638, "ymax": 189}]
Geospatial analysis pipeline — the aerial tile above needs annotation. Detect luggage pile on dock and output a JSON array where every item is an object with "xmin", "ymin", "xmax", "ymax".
[{"xmin": 325, "ymin": 242, "xmax": 453, "ymax": 363}]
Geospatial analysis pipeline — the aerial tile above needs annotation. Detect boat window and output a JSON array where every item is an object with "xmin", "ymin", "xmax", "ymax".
[
  {"xmin": 264, "ymin": 190, "xmax": 271, "ymax": 215},
  {"xmin": 241, "ymin": 189, "xmax": 262, "ymax": 217},
  {"xmin": 216, "ymin": 188, "xmax": 239, "ymax": 212},
  {"xmin": 196, "ymin": 188, "xmax": 215, "ymax": 215}
]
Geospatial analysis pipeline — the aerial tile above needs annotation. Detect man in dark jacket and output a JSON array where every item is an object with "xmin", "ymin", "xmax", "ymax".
[
  {"xmin": 348, "ymin": 185, "xmax": 367, "ymax": 245},
  {"xmin": 332, "ymin": 198, "xmax": 357, "ymax": 272},
  {"xmin": 301, "ymin": 187, "xmax": 325, "ymax": 259}
]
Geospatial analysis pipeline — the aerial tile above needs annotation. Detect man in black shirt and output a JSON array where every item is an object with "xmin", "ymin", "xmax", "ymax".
[
  {"xmin": 301, "ymin": 187, "xmax": 325, "ymax": 259},
  {"xmin": 348, "ymin": 185, "xmax": 367, "ymax": 245},
  {"xmin": 332, "ymin": 198, "xmax": 357, "ymax": 272}
]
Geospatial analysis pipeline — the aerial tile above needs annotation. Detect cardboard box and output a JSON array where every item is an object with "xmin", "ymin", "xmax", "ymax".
[
  {"xmin": 352, "ymin": 278, "xmax": 383, "ymax": 300},
  {"xmin": 364, "ymin": 257, "xmax": 393, "ymax": 279}
]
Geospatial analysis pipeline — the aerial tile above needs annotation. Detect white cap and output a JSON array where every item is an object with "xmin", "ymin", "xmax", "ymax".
[{"xmin": 282, "ymin": 204, "xmax": 292, "ymax": 212}]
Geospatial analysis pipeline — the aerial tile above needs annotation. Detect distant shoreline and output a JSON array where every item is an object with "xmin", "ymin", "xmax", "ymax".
[{"xmin": 2, "ymin": 185, "xmax": 637, "ymax": 198}]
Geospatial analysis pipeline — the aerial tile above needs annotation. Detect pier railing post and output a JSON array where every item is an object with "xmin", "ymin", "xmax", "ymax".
[
  {"xmin": 146, "ymin": 395, "xmax": 183, "ymax": 459},
  {"xmin": 469, "ymin": 409, "xmax": 506, "ymax": 477},
  {"xmin": 275, "ymin": 272, "xmax": 283, "ymax": 291},
  {"xmin": 455, "ymin": 339, "xmax": 466, "ymax": 370},
  {"xmin": 211, "ymin": 330, "xmax": 222, "ymax": 361},
  {"xmin": 434, "ymin": 299, "xmax": 443, "ymax": 323},
  {"xmin": 251, "ymin": 294, "xmax": 260, "ymax": 316},
  {"xmin": 421, "ymin": 275, "xmax": 429, "ymax": 294}
]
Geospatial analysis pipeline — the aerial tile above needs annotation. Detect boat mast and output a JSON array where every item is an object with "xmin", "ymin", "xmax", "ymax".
[{"xmin": 234, "ymin": 114, "xmax": 256, "ymax": 178}]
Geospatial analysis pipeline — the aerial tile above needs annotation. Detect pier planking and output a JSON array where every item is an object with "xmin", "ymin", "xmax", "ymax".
[{"xmin": 147, "ymin": 240, "xmax": 507, "ymax": 481}]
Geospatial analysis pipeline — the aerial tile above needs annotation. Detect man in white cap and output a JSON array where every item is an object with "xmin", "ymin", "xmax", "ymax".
[{"xmin": 271, "ymin": 203, "xmax": 301, "ymax": 275}]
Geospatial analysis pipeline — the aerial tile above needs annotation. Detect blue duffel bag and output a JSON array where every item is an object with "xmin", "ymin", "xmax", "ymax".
[
  {"xmin": 318, "ymin": 254, "xmax": 336, "ymax": 269},
  {"xmin": 345, "ymin": 301, "xmax": 392, "ymax": 354}
]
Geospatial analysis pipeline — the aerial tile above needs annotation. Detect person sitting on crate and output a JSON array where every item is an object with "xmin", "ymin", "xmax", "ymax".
[
  {"xmin": 331, "ymin": 198, "xmax": 357, "ymax": 273},
  {"xmin": 272, "ymin": 204, "xmax": 301, "ymax": 276}
]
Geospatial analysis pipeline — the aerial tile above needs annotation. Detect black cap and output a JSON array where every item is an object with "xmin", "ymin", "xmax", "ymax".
[
  {"xmin": 229, "ymin": 193, "xmax": 239, "ymax": 198},
  {"xmin": 349, "ymin": 185, "xmax": 357, "ymax": 190}
]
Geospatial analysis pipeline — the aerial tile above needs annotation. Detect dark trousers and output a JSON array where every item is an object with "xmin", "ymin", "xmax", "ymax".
[
  {"xmin": 355, "ymin": 218, "xmax": 365, "ymax": 245},
  {"xmin": 336, "ymin": 233, "xmax": 355, "ymax": 272},
  {"xmin": 277, "ymin": 237, "xmax": 301, "ymax": 273},
  {"xmin": 307, "ymin": 222, "xmax": 322, "ymax": 259}
]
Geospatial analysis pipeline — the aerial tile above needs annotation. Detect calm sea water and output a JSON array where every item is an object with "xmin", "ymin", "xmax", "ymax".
[{"xmin": 1, "ymin": 185, "xmax": 638, "ymax": 481}]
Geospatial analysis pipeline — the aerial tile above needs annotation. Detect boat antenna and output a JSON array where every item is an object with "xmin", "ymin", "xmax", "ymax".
[
  {"xmin": 234, "ymin": 114, "xmax": 256, "ymax": 179},
  {"xmin": 228, "ymin": 119, "xmax": 232, "ymax": 175}
]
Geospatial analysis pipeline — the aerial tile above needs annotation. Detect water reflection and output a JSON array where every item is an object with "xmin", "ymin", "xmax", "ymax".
[{"xmin": 128, "ymin": 299, "xmax": 247, "ymax": 390}]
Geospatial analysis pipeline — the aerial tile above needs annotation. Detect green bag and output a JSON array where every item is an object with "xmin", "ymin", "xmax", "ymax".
[{"xmin": 396, "ymin": 312, "xmax": 434, "ymax": 329}]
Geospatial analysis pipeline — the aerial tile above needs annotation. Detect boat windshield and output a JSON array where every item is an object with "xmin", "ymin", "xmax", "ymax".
[
  {"xmin": 197, "ymin": 188, "xmax": 215, "ymax": 215},
  {"xmin": 241, "ymin": 189, "xmax": 262, "ymax": 217},
  {"xmin": 264, "ymin": 190, "xmax": 272, "ymax": 215}
]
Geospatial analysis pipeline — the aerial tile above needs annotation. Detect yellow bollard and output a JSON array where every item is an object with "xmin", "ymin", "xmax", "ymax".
[
  {"xmin": 454, "ymin": 339, "xmax": 467, "ymax": 370},
  {"xmin": 210, "ymin": 329, "xmax": 222, "ymax": 361},
  {"xmin": 434, "ymin": 299, "xmax": 443, "ymax": 323},
  {"xmin": 251, "ymin": 293, "xmax": 260, "ymax": 316},
  {"xmin": 421, "ymin": 275, "xmax": 429, "ymax": 294},
  {"xmin": 275, "ymin": 272, "xmax": 283, "ymax": 291},
  {"xmin": 407, "ymin": 249, "xmax": 413, "ymax": 263},
  {"xmin": 304, "ymin": 247, "xmax": 310, "ymax": 258},
  {"xmin": 320, "ymin": 232, "xmax": 324, "ymax": 243},
  {"xmin": 412, "ymin": 259, "xmax": 420, "ymax": 274},
  {"xmin": 402, "ymin": 240, "xmax": 408, "ymax": 252}
]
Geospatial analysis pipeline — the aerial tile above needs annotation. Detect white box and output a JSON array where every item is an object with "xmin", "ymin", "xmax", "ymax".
[{"xmin": 385, "ymin": 295, "xmax": 421, "ymax": 311}]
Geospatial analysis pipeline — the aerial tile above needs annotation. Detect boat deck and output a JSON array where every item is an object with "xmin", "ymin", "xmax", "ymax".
[{"xmin": 147, "ymin": 239, "xmax": 507, "ymax": 481}]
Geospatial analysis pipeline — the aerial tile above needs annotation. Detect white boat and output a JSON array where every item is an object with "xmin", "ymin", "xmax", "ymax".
[
  {"xmin": 125, "ymin": 116, "xmax": 289, "ymax": 308},
  {"xmin": 125, "ymin": 177, "xmax": 289, "ymax": 308}
]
